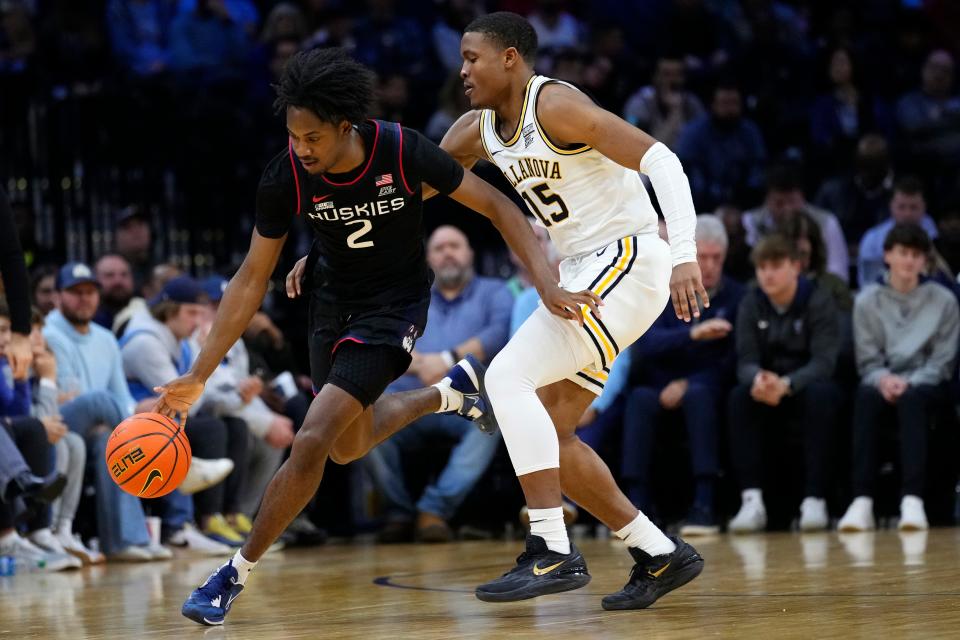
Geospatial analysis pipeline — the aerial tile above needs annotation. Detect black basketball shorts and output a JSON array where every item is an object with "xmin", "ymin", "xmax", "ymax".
[{"xmin": 307, "ymin": 294, "xmax": 429, "ymax": 408}]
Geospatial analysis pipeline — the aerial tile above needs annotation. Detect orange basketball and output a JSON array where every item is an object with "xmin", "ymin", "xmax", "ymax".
[{"xmin": 105, "ymin": 412, "xmax": 191, "ymax": 498}]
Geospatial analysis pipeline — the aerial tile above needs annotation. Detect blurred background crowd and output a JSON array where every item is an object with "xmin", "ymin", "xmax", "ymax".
[{"xmin": 1, "ymin": 0, "xmax": 960, "ymax": 571}]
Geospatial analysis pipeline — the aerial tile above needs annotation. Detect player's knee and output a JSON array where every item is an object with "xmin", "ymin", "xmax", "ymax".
[
  {"xmin": 328, "ymin": 439, "xmax": 363, "ymax": 465},
  {"xmin": 292, "ymin": 419, "xmax": 339, "ymax": 458},
  {"xmin": 486, "ymin": 352, "xmax": 530, "ymax": 403}
]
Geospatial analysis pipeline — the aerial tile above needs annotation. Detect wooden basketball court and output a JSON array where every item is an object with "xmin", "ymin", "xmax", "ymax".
[{"xmin": 4, "ymin": 529, "xmax": 960, "ymax": 639}]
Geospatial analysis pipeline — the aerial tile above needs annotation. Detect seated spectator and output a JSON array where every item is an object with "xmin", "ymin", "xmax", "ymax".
[
  {"xmin": 624, "ymin": 214, "xmax": 744, "ymax": 534},
  {"xmin": 42, "ymin": 263, "xmax": 170, "ymax": 561},
  {"xmin": 815, "ymin": 134, "xmax": 895, "ymax": 245},
  {"xmin": 676, "ymin": 81, "xmax": 766, "ymax": 210},
  {"xmin": 896, "ymin": 49, "xmax": 960, "ymax": 166},
  {"xmin": 352, "ymin": 0, "xmax": 426, "ymax": 79},
  {"xmin": 259, "ymin": 2, "xmax": 306, "ymax": 44},
  {"xmin": 529, "ymin": 0, "xmax": 585, "ymax": 50},
  {"xmin": 113, "ymin": 206, "xmax": 153, "ymax": 293},
  {"xmin": 623, "ymin": 55, "xmax": 705, "ymax": 149},
  {"xmin": 194, "ymin": 275, "xmax": 295, "ymax": 527},
  {"xmin": 777, "ymin": 210, "xmax": 853, "ymax": 312},
  {"xmin": 431, "ymin": 0, "xmax": 480, "ymax": 75},
  {"xmin": 838, "ymin": 224, "xmax": 960, "ymax": 532},
  {"xmin": 743, "ymin": 164, "xmax": 849, "ymax": 283},
  {"xmin": 115, "ymin": 262, "xmax": 182, "ymax": 336},
  {"xmin": 857, "ymin": 176, "xmax": 940, "ymax": 288},
  {"xmin": 364, "ymin": 226, "xmax": 512, "ymax": 543},
  {"xmin": 809, "ymin": 47, "xmax": 894, "ymax": 169},
  {"xmin": 168, "ymin": 0, "xmax": 250, "ymax": 84},
  {"xmin": 30, "ymin": 265, "xmax": 60, "ymax": 316},
  {"xmin": 120, "ymin": 276, "xmax": 250, "ymax": 548},
  {"xmin": 93, "ymin": 254, "xmax": 135, "ymax": 331},
  {"xmin": 716, "ymin": 204, "xmax": 753, "ymax": 282},
  {"xmin": 727, "ymin": 236, "xmax": 841, "ymax": 533},
  {"xmin": 105, "ymin": 0, "xmax": 177, "ymax": 78},
  {"xmin": 0, "ymin": 298, "xmax": 78, "ymax": 571},
  {"xmin": 27, "ymin": 308, "xmax": 104, "ymax": 564}
]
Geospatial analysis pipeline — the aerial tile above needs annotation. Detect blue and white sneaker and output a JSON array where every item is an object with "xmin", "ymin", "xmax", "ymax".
[
  {"xmin": 439, "ymin": 355, "xmax": 499, "ymax": 434},
  {"xmin": 181, "ymin": 561, "xmax": 244, "ymax": 626}
]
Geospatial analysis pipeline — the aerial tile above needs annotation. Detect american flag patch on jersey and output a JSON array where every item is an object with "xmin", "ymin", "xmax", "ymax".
[{"xmin": 375, "ymin": 173, "xmax": 393, "ymax": 186}]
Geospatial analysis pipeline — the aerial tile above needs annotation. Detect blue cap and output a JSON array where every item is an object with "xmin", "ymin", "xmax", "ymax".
[
  {"xmin": 149, "ymin": 276, "xmax": 207, "ymax": 306},
  {"xmin": 57, "ymin": 262, "xmax": 100, "ymax": 291},
  {"xmin": 201, "ymin": 275, "xmax": 228, "ymax": 302}
]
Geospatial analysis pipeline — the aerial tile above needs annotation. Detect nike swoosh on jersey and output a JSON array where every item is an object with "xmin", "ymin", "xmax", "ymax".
[
  {"xmin": 312, "ymin": 194, "xmax": 331, "ymax": 203},
  {"xmin": 532, "ymin": 560, "xmax": 565, "ymax": 576}
]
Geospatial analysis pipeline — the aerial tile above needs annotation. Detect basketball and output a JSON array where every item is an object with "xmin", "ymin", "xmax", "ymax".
[{"xmin": 105, "ymin": 413, "xmax": 191, "ymax": 498}]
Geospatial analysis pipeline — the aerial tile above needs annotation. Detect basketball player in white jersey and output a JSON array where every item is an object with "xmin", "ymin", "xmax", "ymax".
[{"xmin": 431, "ymin": 12, "xmax": 708, "ymax": 609}]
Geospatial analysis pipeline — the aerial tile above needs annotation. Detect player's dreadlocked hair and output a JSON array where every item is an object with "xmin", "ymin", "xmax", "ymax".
[
  {"xmin": 273, "ymin": 48, "xmax": 375, "ymax": 125},
  {"xmin": 465, "ymin": 12, "xmax": 538, "ymax": 61}
]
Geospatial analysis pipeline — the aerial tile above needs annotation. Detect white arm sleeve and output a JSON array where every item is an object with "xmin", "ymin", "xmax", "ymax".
[{"xmin": 639, "ymin": 141, "xmax": 697, "ymax": 266}]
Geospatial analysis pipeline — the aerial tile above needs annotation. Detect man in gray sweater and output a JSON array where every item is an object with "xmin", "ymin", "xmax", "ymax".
[{"xmin": 839, "ymin": 223, "xmax": 960, "ymax": 532}]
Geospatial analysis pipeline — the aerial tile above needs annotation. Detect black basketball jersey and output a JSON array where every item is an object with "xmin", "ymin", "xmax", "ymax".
[{"xmin": 256, "ymin": 120, "xmax": 465, "ymax": 307}]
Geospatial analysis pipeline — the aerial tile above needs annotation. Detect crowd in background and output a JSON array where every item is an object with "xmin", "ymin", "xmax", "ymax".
[{"xmin": 2, "ymin": 0, "xmax": 960, "ymax": 570}]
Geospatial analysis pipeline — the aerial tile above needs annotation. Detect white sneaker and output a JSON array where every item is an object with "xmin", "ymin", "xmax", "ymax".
[
  {"xmin": 179, "ymin": 457, "xmax": 234, "ymax": 495},
  {"xmin": 55, "ymin": 529, "xmax": 105, "ymax": 565},
  {"xmin": 729, "ymin": 493, "xmax": 767, "ymax": 533},
  {"xmin": 28, "ymin": 528, "xmax": 83, "ymax": 569},
  {"xmin": 166, "ymin": 522, "xmax": 233, "ymax": 556},
  {"xmin": 838, "ymin": 496, "xmax": 875, "ymax": 532},
  {"xmin": 147, "ymin": 544, "xmax": 173, "ymax": 560},
  {"xmin": 898, "ymin": 495, "xmax": 929, "ymax": 531},
  {"xmin": 108, "ymin": 545, "xmax": 154, "ymax": 562},
  {"xmin": 0, "ymin": 531, "xmax": 79, "ymax": 572},
  {"xmin": 799, "ymin": 497, "xmax": 829, "ymax": 531}
]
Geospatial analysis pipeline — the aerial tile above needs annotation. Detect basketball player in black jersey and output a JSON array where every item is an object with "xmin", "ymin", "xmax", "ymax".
[{"xmin": 163, "ymin": 48, "xmax": 600, "ymax": 626}]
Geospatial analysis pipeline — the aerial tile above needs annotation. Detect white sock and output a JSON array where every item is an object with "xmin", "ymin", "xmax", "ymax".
[
  {"xmin": 528, "ymin": 507, "xmax": 570, "ymax": 555},
  {"xmin": 0, "ymin": 530, "xmax": 17, "ymax": 545},
  {"xmin": 229, "ymin": 550, "xmax": 257, "ymax": 585},
  {"xmin": 615, "ymin": 512, "xmax": 676, "ymax": 557},
  {"xmin": 742, "ymin": 488, "xmax": 763, "ymax": 504},
  {"xmin": 56, "ymin": 517, "xmax": 73, "ymax": 536},
  {"xmin": 432, "ymin": 378, "xmax": 463, "ymax": 413}
]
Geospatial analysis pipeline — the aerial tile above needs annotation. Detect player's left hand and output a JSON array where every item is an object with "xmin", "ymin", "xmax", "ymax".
[
  {"xmin": 670, "ymin": 261, "xmax": 709, "ymax": 322},
  {"xmin": 286, "ymin": 256, "xmax": 308, "ymax": 298},
  {"xmin": 153, "ymin": 373, "xmax": 206, "ymax": 427},
  {"xmin": 541, "ymin": 285, "xmax": 602, "ymax": 326}
]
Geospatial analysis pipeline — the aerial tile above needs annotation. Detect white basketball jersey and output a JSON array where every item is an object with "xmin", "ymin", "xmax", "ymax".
[{"xmin": 479, "ymin": 75, "xmax": 658, "ymax": 258}]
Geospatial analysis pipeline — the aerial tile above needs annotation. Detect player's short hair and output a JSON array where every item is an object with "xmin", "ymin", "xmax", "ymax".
[
  {"xmin": 883, "ymin": 223, "xmax": 931, "ymax": 253},
  {"xmin": 695, "ymin": 214, "xmax": 728, "ymax": 250},
  {"xmin": 273, "ymin": 48, "xmax": 375, "ymax": 125},
  {"xmin": 465, "ymin": 12, "xmax": 538, "ymax": 61},
  {"xmin": 751, "ymin": 234, "xmax": 799, "ymax": 266}
]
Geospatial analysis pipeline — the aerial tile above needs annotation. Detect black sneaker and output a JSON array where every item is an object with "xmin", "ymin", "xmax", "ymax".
[
  {"xmin": 475, "ymin": 535, "xmax": 591, "ymax": 602},
  {"xmin": 601, "ymin": 537, "xmax": 704, "ymax": 610}
]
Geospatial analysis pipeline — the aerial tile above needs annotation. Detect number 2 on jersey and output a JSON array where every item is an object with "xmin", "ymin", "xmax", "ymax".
[
  {"xmin": 521, "ymin": 183, "xmax": 569, "ymax": 227},
  {"xmin": 345, "ymin": 219, "xmax": 374, "ymax": 248}
]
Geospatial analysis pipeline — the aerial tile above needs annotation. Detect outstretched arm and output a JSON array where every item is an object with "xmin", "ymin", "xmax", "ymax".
[
  {"xmin": 444, "ymin": 169, "xmax": 600, "ymax": 324},
  {"xmin": 536, "ymin": 84, "xmax": 708, "ymax": 321},
  {"xmin": 154, "ymin": 229, "xmax": 286, "ymax": 423}
]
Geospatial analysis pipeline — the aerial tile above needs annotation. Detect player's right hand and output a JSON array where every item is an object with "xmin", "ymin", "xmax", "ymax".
[
  {"xmin": 153, "ymin": 374, "xmax": 205, "ymax": 427},
  {"xmin": 541, "ymin": 285, "xmax": 602, "ymax": 326},
  {"xmin": 286, "ymin": 256, "xmax": 308, "ymax": 298}
]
